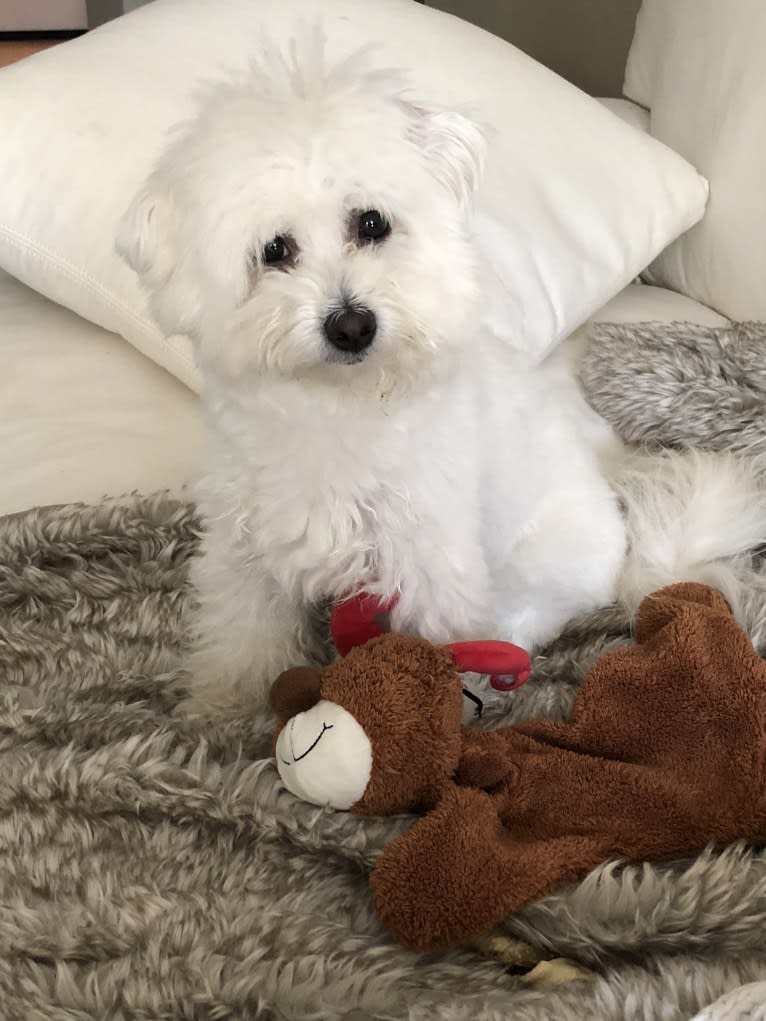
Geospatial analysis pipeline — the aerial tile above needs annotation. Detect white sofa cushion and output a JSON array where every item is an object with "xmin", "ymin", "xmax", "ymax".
[
  {"xmin": 624, "ymin": 0, "xmax": 766, "ymax": 322},
  {"xmin": 0, "ymin": 270, "xmax": 201, "ymax": 517},
  {"xmin": 0, "ymin": 0, "xmax": 708, "ymax": 388},
  {"xmin": 591, "ymin": 283, "xmax": 728, "ymax": 328}
]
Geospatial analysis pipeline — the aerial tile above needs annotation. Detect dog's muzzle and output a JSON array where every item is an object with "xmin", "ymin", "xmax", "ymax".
[{"xmin": 323, "ymin": 306, "xmax": 377, "ymax": 356}]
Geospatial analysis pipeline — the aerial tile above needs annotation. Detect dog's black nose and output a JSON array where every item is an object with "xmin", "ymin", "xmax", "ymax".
[{"xmin": 323, "ymin": 307, "xmax": 377, "ymax": 354}]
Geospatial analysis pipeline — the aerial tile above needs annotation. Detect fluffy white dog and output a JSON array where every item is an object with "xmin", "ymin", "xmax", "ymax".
[{"xmin": 118, "ymin": 42, "xmax": 765, "ymax": 711}]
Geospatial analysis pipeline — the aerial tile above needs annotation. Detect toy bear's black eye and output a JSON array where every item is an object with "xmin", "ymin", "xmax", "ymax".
[
  {"xmin": 358, "ymin": 210, "xmax": 391, "ymax": 243},
  {"xmin": 263, "ymin": 236, "xmax": 289, "ymax": 264}
]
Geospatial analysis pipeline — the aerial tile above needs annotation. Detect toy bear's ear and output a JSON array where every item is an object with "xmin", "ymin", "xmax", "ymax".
[
  {"xmin": 635, "ymin": 583, "xmax": 732, "ymax": 644},
  {"xmin": 269, "ymin": 667, "xmax": 322, "ymax": 723}
]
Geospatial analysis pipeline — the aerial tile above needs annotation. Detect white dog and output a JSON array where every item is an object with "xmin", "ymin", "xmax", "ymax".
[{"xmin": 117, "ymin": 41, "xmax": 766, "ymax": 711}]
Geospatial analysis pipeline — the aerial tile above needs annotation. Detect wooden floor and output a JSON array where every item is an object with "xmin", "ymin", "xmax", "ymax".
[{"xmin": 0, "ymin": 39, "xmax": 62, "ymax": 69}]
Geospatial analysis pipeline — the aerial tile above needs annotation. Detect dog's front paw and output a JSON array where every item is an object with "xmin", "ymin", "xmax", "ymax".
[
  {"xmin": 179, "ymin": 656, "xmax": 274, "ymax": 716},
  {"xmin": 175, "ymin": 682, "xmax": 253, "ymax": 719}
]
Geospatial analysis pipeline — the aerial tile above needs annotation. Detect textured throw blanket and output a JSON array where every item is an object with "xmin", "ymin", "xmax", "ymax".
[{"xmin": 1, "ymin": 319, "xmax": 766, "ymax": 1021}]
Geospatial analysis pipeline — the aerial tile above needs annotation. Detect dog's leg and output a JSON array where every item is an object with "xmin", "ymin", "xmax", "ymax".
[
  {"xmin": 494, "ymin": 488, "xmax": 626, "ymax": 651},
  {"xmin": 388, "ymin": 524, "xmax": 494, "ymax": 643},
  {"xmin": 182, "ymin": 526, "xmax": 316, "ymax": 713}
]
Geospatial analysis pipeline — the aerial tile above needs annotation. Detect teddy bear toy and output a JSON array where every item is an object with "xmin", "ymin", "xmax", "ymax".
[{"xmin": 270, "ymin": 583, "xmax": 766, "ymax": 952}]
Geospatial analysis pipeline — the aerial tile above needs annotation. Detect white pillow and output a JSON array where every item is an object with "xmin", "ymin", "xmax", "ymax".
[
  {"xmin": 0, "ymin": 0, "xmax": 708, "ymax": 391},
  {"xmin": 624, "ymin": 0, "xmax": 766, "ymax": 322}
]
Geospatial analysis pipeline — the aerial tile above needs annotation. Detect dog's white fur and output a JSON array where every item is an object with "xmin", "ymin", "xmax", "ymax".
[{"xmin": 118, "ymin": 41, "xmax": 766, "ymax": 710}]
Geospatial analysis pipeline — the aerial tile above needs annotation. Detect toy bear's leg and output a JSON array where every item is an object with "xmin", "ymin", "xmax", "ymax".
[{"xmin": 370, "ymin": 784, "xmax": 610, "ymax": 953}]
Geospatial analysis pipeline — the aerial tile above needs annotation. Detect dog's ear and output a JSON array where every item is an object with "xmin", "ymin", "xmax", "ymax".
[
  {"xmin": 116, "ymin": 183, "xmax": 202, "ymax": 340},
  {"xmin": 270, "ymin": 667, "xmax": 323, "ymax": 723},
  {"xmin": 400, "ymin": 100, "xmax": 487, "ymax": 208},
  {"xmin": 116, "ymin": 186, "xmax": 175, "ymax": 281}
]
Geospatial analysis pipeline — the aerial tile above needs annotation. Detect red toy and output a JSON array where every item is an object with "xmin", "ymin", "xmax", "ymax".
[{"xmin": 330, "ymin": 593, "xmax": 532, "ymax": 690}]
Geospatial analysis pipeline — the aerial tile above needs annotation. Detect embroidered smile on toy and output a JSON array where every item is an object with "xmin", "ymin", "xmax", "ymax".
[{"xmin": 271, "ymin": 584, "xmax": 766, "ymax": 953}]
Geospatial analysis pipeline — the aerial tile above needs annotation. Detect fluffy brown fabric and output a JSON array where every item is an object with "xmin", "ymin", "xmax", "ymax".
[
  {"xmin": 4, "ymin": 496, "xmax": 766, "ymax": 1020},
  {"xmin": 580, "ymin": 321, "xmax": 766, "ymax": 457}
]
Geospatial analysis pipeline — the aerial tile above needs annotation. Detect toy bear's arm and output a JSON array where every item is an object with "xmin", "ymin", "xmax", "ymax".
[
  {"xmin": 371, "ymin": 785, "xmax": 507, "ymax": 952},
  {"xmin": 370, "ymin": 784, "xmax": 609, "ymax": 952},
  {"xmin": 454, "ymin": 727, "xmax": 520, "ymax": 789}
]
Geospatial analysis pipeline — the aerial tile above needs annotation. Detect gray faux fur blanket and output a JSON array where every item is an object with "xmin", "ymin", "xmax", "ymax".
[{"xmin": 1, "ymin": 319, "xmax": 766, "ymax": 1021}]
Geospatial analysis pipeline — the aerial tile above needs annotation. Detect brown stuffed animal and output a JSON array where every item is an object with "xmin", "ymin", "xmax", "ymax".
[{"xmin": 270, "ymin": 583, "xmax": 766, "ymax": 953}]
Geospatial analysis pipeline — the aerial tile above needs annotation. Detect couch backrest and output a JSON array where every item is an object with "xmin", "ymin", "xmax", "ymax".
[{"xmin": 624, "ymin": 0, "xmax": 766, "ymax": 322}]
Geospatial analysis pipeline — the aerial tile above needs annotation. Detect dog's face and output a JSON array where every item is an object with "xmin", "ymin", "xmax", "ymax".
[{"xmin": 118, "ymin": 54, "xmax": 486, "ymax": 393}]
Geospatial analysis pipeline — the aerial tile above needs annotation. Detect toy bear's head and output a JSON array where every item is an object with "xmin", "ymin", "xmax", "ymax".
[{"xmin": 271, "ymin": 634, "xmax": 465, "ymax": 815}]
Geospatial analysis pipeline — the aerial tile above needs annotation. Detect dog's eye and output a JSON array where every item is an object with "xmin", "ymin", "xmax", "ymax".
[
  {"xmin": 263, "ymin": 236, "xmax": 289, "ymax": 264},
  {"xmin": 357, "ymin": 210, "xmax": 390, "ymax": 243}
]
